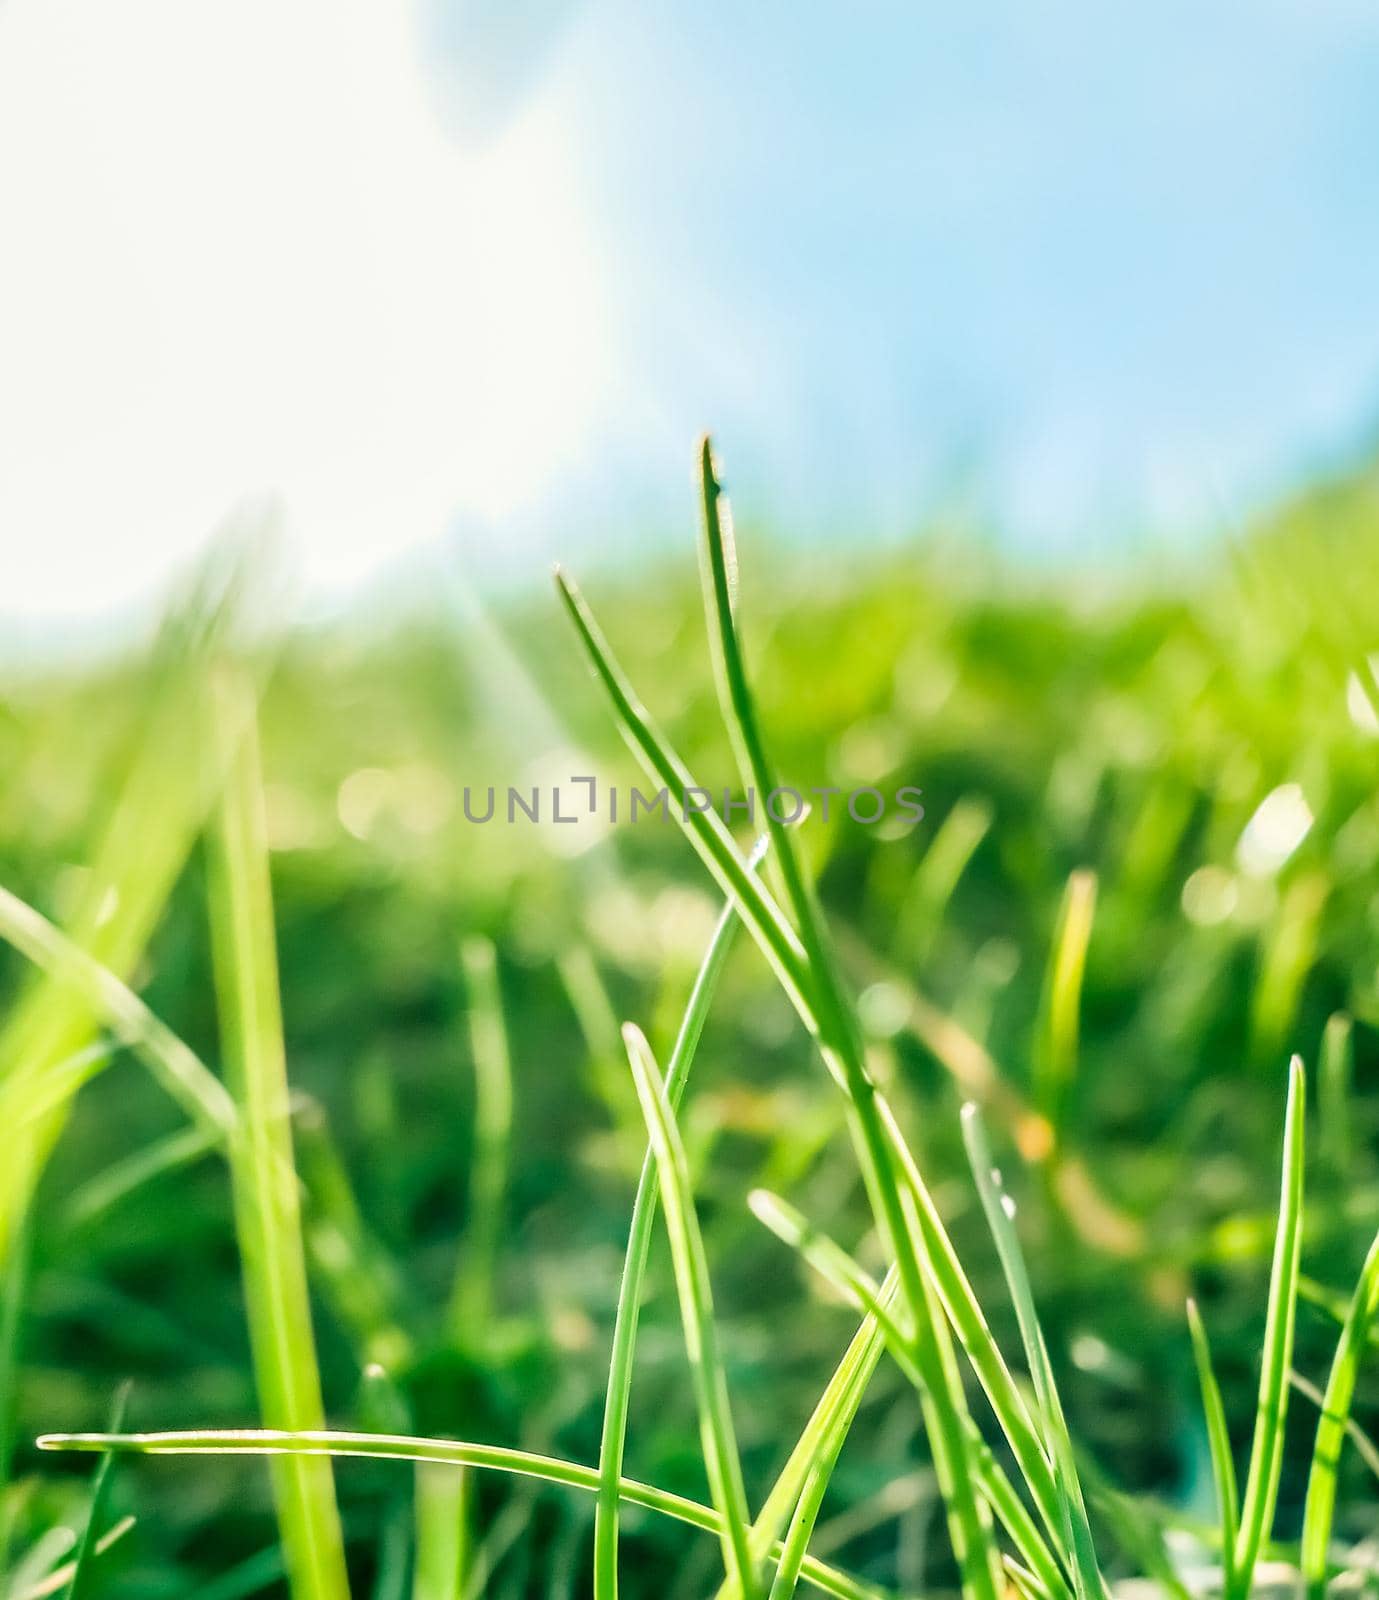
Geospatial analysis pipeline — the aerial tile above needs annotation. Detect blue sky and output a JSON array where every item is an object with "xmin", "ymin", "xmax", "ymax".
[
  {"xmin": 2, "ymin": 0, "xmax": 1377, "ymax": 626},
  {"xmin": 496, "ymin": 0, "xmax": 1379, "ymax": 552}
]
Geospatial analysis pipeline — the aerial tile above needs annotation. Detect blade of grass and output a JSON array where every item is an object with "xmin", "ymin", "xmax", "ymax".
[
  {"xmin": 875, "ymin": 1098, "xmax": 1064, "ymax": 1558},
  {"xmin": 1319, "ymin": 1011, "xmax": 1353, "ymax": 1183},
  {"xmin": 622, "ymin": 1023, "xmax": 760, "ymax": 1600},
  {"xmin": 37, "ymin": 1430, "xmax": 888, "ymax": 1600},
  {"xmin": 1032, "ymin": 871, "xmax": 1096, "ymax": 1151},
  {"xmin": 561, "ymin": 519, "xmax": 1003, "ymax": 1600},
  {"xmin": 1299, "ymin": 1223, "xmax": 1379, "ymax": 1597},
  {"xmin": 764, "ymin": 1302, "xmax": 884, "ymax": 1600},
  {"xmin": 413, "ymin": 1463, "xmax": 472, "ymax": 1600},
  {"xmin": 597, "ymin": 850, "xmax": 763, "ymax": 1600},
  {"xmin": 1229, "ymin": 1055, "xmax": 1305, "ymax": 1600},
  {"xmin": 293, "ymin": 1099, "xmax": 413, "ymax": 1373},
  {"xmin": 0, "ymin": 885, "xmax": 237, "ymax": 1136},
  {"xmin": 1293, "ymin": 1370, "xmax": 1379, "ymax": 1482},
  {"xmin": 961, "ymin": 1105, "xmax": 1105, "ymax": 1600},
  {"xmin": 897, "ymin": 797, "xmax": 994, "ymax": 971},
  {"xmin": 1185, "ymin": 1299, "xmax": 1238, "ymax": 1592},
  {"xmin": 424, "ymin": 936, "xmax": 512, "ymax": 1600},
  {"xmin": 207, "ymin": 682, "xmax": 350, "ymax": 1600},
  {"xmin": 555, "ymin": 568, "xmax": 811, "ymax": 1025},
  {"xmin": 748, "ymin": 1191, "xmax": 1067, "ymax": 1600},
  {"xmin": 0, "ymin": 576, "xmax": 251, "ymax": 1255},
  {"xmin": 65, "ymin": 1383, "xmax": 130, "ymax": 1600},
  {"xmin": 12, "ymin": 1519, "xmax": 136, "ymax": 1600},
  {"xmin": 564, "ymin": 449, "xmax": 1010, "ymax": 1600},
  {"xmin": 698, "ymin": 440, "xmax": 1009, "ymax": 1600},
  {"xmin": 63, "ymin": 1125, "xmax": 221, "ymax": 1233},
  {"xmin": 449, "ymin": 935, "xmax": 513, "ymax": 1346},
  {"xmin": 714, "ymin": 1266, "xmax": 899, "ymax": 1600},
  {"xmin": 747, "ymin": 1193, "xmax": 913, "ymax": 1359},
  {"xmin": 0, "ymin": 1209, "xmax": 34, "ymax": 1576},
  {"xmin": 1292, "ymin": 1369, "xmax": 1379, "ymax": 1478}
]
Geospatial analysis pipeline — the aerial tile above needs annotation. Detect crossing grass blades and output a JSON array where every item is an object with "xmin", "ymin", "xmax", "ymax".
[{"xmin": 29, "ymin": 443, "xmax": 1379, "ymax": 1599}]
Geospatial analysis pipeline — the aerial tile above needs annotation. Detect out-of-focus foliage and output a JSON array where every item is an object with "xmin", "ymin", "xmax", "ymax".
[{"xmin": 4, "ymin": 460, "xmax": 1379, "ymax": 1595}]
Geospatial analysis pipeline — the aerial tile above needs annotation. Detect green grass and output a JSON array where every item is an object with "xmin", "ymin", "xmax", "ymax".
[
  {"xmin": 6, "ymin": 443, "xmax": 1379, "ymax": 1595},
  {"xmin": 207, "ymin": 681, "xmax": 350, "ymax": 1600}
]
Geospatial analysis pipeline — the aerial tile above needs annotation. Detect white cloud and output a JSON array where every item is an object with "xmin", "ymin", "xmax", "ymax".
[{"xmin": 0, "ymin": 0, "xmax": 614, "ymax": 620}]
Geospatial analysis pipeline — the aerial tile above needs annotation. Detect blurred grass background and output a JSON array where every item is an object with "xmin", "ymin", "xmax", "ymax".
[{"xmin": 4, "ymin": 456, "xmax": 1379, "ymax": 1597}]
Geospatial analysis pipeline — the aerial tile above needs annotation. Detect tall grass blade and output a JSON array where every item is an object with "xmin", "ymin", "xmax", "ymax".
[
  {"xmin": 597, "ymin": 860, "xmax": 757, "ymax": 1600},
  {"xmin": 961, "ymin": 1105, "xmax": 1105, "ymax": 1600},
  {"xmin": 561, "ymin": 496, "xmax": 1003, "ymax": 1600},
  {"xmin": 622, "ymin": 1023, "xmax": 760, "ymax": 1600},
  {"xmin": 38, "ymin": 1430, "xmax": 886, "ymax": 1600},
  {"xmin": 207, "ymin": 683, "xmax": 350, "ymax": 1600},
  {"xmin": 1300, "ymin": 1224, "xmax": 1379, "ymax": 1596},
  {"xmin": 694, "ymin": 453, "xmax": 1005, "ymax": 1600},
  {"xmin": 1185, "ymin": 1299, "xmax": 1238, "ymax": 1591},
  {"xmin": 1229, "ymin": 1055, "xmax": 1305, "ymax": 1600}
]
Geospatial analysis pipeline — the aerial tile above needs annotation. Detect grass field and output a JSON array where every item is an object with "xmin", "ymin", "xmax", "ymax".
[{"xmin": 4, "ymin": 445, "xmax": 1379, "ymax": 1599}]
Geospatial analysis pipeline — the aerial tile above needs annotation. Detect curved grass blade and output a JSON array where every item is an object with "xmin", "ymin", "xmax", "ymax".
[
  {"xmin": 36, "ymin": 1430, "xmax": 886, "ymax": 1600},
  {"xmin": 1185, "ymin": 1299, "xmax": 1238, "ymax": 1591},
  {"xmin": 0, "ymin": 885, "xmax": 236, "ymax": 1137},
  {"xmin": 207, "ymin": 684, "xmax": 350, "ymax": 1600},
  {"xmin": 597, "ymin": 854, "xmax": 761, "ymax": 1600},
  {"xmin": 1230, "ymin": 1055, "xmax": 1305, "ymax": 1600},
  {"xmin": 622, "ymin": 1024, "xmax": 760, "ymax": 1600},
  {"xmin": 1300, "ymin": 1223, "xmax": 1379, "ymax": 1597},
  {"xmin": 961, "ymin": 1105, "xmax": 1105, "ymax": 1600},
  {"xmin": 0, "ymin": 576, "xmax": 255, "ymax": 1256}
]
